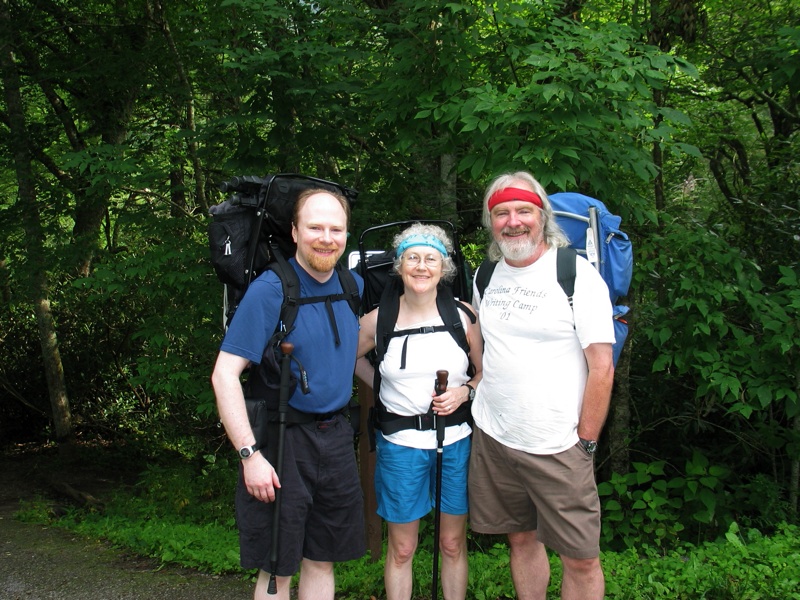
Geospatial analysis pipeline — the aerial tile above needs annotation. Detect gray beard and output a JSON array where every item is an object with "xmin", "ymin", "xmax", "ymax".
[{"xmin": 497, "ymin": 237, "xmax": 537, "ymax": 262}]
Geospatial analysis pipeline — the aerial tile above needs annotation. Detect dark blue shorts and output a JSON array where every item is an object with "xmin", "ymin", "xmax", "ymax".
[{"xmin": 235, "ymin": 414, "xmax": 366, "ymax": 575}]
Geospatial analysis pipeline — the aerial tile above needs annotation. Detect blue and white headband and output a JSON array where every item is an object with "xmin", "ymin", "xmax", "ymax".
[{"xmin": 396, "ymin": 233, "xmax": 448, "ymax": 258}]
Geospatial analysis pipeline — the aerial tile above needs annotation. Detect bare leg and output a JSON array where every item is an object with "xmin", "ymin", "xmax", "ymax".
[
  {"xmin": 560, "ymin": 555, "xmax": 604, "ymax": 600},
  {"xmin": 297, "ymin": 558, "xmax": 335, "ymax": 600},
  {"xmin": 384, "ymin": 520, "xmax": 420, "ymax": 600},
  {"xmin": 508, "ymin": 530, "xmax": 549, "ymax": 600},
  {"xmin": 254, "ymin": 570, "xmax": 291, "ymax": 600},
  {"xmin": 438, "ymin": 513, "xmax": 468, "ymax": 600}
]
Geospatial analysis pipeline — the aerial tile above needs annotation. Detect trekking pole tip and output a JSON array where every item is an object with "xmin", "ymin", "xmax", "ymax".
[
  {"xmin": 280, "ymin": 341, "xmax": 294, "ymax": 355},
  {"xmin": 267, "ymin": 574, "xmax": 278, "ymax": 595}
]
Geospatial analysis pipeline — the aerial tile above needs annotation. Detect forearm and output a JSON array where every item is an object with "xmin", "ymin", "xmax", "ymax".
[
  {"xmin": 354, "ymin": 356, "xmax": 375, "ymax": 389},
  {"xmin": 577, "ymin": 375, "xmax": 613, "ymax": 440},
  {"xmin": 578, "ymin": 343, "xmax": 614, "ymax": 440}
]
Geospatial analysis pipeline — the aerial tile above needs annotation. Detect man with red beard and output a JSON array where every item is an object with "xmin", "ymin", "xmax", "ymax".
[
  {"xmin": 468, "ymin": 172, "xmax": 615, "ymax": 600},
  {"xmin": 212, "ymin": 188, "xmax": 365, "ymax": 600}
]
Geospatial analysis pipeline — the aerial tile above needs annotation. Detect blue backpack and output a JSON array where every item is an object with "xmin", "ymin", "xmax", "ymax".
[{"xmin": 475, "ymin": 192, "xmax": 632, "ymax": 366}]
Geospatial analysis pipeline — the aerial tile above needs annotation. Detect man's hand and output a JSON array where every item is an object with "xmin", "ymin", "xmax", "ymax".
[{"xmin": 242, "ymin": 453, "xmax": 281, "ymax": 503}]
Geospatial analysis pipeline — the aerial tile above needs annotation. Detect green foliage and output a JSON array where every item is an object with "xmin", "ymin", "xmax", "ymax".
[
  {"xmin": 15, "ymin": 495, "xmax": 58, "ymax": 524},
  {"xmin": 68, "ymin": 205, "xmax": 221, "ymax": 447},
  {"xmin": 641, "ymin": 219, "xmax": 799, "ymax": 414},
  {"xmin": 438, "ymin": 17, "xmax": 691, "ymax": 197},
  {"xmin": 602, "ymin": 522, "xmax": 800, "ymax": 600},
  {"xmin": 598, "ymin": 453, "xmax": 740, "ymax": 550},
  {"xmin": 467, "ymin": 542, "xmax": 515, "ymax": 600},
  {"xmin": 68, "ymin": 512, "xmax": 241, "ymax": 574}
]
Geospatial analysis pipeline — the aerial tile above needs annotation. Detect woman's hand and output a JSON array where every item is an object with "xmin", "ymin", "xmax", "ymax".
[{"xmin": 432, "ymin": 384, "xmax": 471, "ymax": 415}]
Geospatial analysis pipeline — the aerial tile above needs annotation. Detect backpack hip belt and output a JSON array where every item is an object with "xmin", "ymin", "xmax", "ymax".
[{"xmin": 376, "ymin": 401, "xmax": 472, "ymax": 436}]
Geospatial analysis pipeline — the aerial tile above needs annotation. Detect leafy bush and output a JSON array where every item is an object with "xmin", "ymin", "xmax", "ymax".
[{"xmin": 603, "ymin": 522, "xmax": 800, "ymax": 600}]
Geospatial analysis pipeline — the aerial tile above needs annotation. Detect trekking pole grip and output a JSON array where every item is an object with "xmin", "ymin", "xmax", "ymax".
[
  {"xmin": 277, "ymin": 342, "xmax": 294, "ymax": 412},
  {"xmin": 434, "ymin": 370, "xmax": 448, "ymax": 444},
  {"xmin": 435, "ymin": 370, "xmax": 448, "ymax": 396}
]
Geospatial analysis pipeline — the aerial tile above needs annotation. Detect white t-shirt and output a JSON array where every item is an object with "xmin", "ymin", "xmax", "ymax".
[
  {"xmin": 472, "ymin": 247, "xmax": 614, "ymax": 454},
  {"xmin": 378, "ymin": 311, "xmax": 473, "ymax": 450}
]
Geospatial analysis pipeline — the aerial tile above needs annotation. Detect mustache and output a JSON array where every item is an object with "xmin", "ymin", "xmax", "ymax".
[{"xmin": 501, "ymin": 227, "xmax": 530, "ymax": 235}]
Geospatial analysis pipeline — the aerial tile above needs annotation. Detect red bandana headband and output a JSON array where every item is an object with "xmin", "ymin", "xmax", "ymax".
[{"xmin": 488, "ymin": 187, "xmax": 543, "ymax": 211}]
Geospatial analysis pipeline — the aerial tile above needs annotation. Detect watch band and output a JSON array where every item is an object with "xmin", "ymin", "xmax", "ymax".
[
  {"xmin": 579, "ymin": 438, "xmax": 598, "ymax": 454},
  {"xmin": 463, "ymin": 383, "xmax": 475, "ymax": 402},
  {"xmin": 238, "ymin": 444, "xmax": 258, "ymax": 460}
]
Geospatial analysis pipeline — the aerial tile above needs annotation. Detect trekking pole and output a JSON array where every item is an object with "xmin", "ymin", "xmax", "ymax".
[
  {"xmin": 267, "ymin": 341, "xmax": 294, "ymax": 596},
  {"xmin": 431, "ymin": 369, "xmax": 448, "ymax": 600}
]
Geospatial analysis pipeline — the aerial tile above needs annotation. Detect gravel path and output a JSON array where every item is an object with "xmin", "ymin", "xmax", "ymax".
[{"xmin": 0, "ymin": 447, "xmax": 254, "ymax": 600}]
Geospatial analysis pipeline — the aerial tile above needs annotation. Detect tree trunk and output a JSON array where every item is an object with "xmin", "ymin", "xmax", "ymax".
[
  {"xmin": 0, "ymin": 258, "xmax": 9, "ymax": 303},
  {"xmin": 440, "ymin": 152, "xmax": 457, "ymax": 222},
  {"xmin": 33, "ymin": 283, "xmax": 73, "ymax": 442},
  {"xmin": 607, "ymin": 303, "xmax": 633, "ymax": 476},
  {"xmin": 790, "ymin": 367, "xmax": 800, "ymax": 518},
  {"xmin": 1, "ymin": 0, "xmax": 73, "ymax": 442}
]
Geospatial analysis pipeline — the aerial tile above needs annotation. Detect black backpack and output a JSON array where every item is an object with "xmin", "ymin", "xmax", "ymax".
[
  {"xmin": 208, "ymin": 174, "xmax": 361, "ymax": 430},
  {"xmin": 208, "ymin": 173, "xmax": 360, "ymax": 329},
  {"xmin": 354, "ymin": 220, "xmax": 475, "ymax": 447}
]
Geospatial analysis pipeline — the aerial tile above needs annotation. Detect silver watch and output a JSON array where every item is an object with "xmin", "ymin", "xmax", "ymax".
[
  {"xmin": 238, "ymin": 445, "xmax": 258, "ymax": 460},
  {"xmin": 579, "ymin": 438, "xmax": 598, "ymax": 454},
  {"xmin": 464, "ymin": 383, "xmax": 476, "ymax": 402}
]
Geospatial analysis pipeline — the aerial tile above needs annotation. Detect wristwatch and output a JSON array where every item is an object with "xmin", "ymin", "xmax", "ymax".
[
  {"xmin": 463, "ymin": 383, "xmax": 476, "ymax": 402},
  {"xmin": 238, "ymin": 445, "xmax": 259, "ymax": 460},
  {"xmin": 579, "ymin": 438, "xmax": 598, "ymax": 454}
]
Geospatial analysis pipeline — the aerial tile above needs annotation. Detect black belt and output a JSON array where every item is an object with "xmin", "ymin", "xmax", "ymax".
[
  {"xmin": 268, "ymin": 406, "xmax": 345, "ymax": 425},
  {"xmin": 377, "ymin": 402, "xmax": 472, "ymax": 436}
]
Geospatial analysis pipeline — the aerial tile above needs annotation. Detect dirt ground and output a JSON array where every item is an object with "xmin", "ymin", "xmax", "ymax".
[{"xmin": 0, "ymin": 443, "xmax": 254, "ymax": 600}]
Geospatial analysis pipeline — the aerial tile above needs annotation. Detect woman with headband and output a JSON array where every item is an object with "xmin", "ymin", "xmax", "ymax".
[{"xmin": 356, "ymin": 222, "xmax": 483, "ymax": 600}]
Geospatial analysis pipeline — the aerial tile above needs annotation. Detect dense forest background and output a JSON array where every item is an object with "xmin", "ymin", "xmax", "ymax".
[{"xmin": 1, "ymin": 0, "xmax": 798, "ymax": 552}]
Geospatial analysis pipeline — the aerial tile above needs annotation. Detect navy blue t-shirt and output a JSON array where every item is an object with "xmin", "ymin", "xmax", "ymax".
[{"xmin": 220, "ymin": 258, "xmax": 363, "ymax": 414}]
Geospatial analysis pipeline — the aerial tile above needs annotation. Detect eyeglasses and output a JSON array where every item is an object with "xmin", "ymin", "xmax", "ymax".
[{"xmin": 403, "ymin": 252, "xmax": 442, "ymax": 267}]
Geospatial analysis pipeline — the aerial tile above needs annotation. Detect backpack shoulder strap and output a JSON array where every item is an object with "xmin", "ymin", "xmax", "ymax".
[
  {"xmin": 435, "ymin": 286, "xmax": 472, "ymax": 356},
  {"xmin": 556, "ymin": 246, "xmax": 578, "ymax": 308},
  {"xmin": 374, "ymin": 277, "xmax": 403, "ymax": 366},
  {"xmin": 268, "ymin": 251, "xmax": 360, "ymax": 345},
  {"xmin": 475, "ymin": 259, "xmax": 498, "ymax": 299},
  {"xmin": 334, "ymin": 262, "xmax": 361, "ymax": 318},
  {"xmin": 266, "ymin": 246, "xmax": 301, "ymax": 340}
]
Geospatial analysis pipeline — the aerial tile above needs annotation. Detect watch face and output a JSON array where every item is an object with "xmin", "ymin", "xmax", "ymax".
[{"xmin": 239, "ymin": 447, "xmax": 253, "ymax": 459}]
